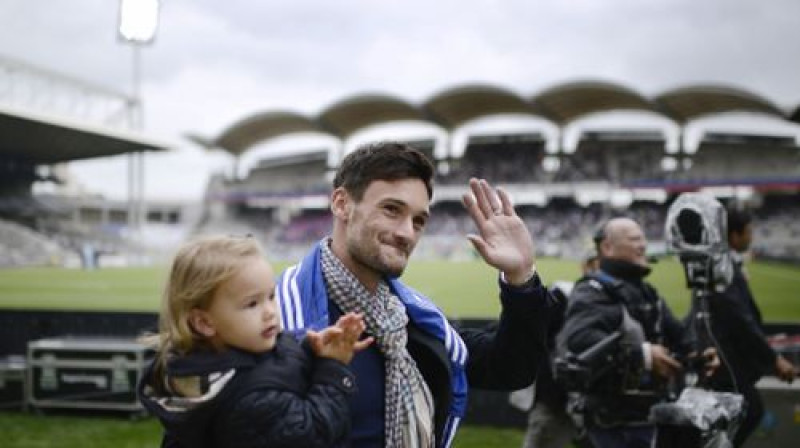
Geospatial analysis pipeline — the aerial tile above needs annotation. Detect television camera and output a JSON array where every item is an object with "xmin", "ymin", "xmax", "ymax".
[
  {"xmin": 664, "ymin": 192, "xmax": 733, "ymax": 294},
  {"xmin": 658, "ymin": 192, "xmax": 744, "ymax": 447}
]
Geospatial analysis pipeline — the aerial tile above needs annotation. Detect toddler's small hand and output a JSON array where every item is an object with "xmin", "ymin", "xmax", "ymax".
[{"xmin": 307, "ymin": 312, "xmax": 372, "ymax": 363}]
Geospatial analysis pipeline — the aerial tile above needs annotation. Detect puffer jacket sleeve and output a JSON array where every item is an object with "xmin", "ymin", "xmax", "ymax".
[
  {"xmin": 213, "ymin": 358, "xmax": 356, "ymax": 448},
  {"xmin": 655, "ymin": 289, "xmax": 693, "ymax": 356},
  {"xmin": 707, "ymin": 277, "xmax": 777, "ymax": 383},
  {"xmin": 559, "ymin": 279, "xmax": 624, "ymax": 355}
]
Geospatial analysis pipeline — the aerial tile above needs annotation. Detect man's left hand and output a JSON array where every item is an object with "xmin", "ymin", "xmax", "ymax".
[
  {"xmin": 461, "ymin": 178, "xmax": 536, "ymax": 286},
  {"xmin": 701, "ymin": 347, "xmax": 720, "ymax": 377},
  {"xmin": 775, "ymin": 355, "xmax": 796, "ymax": 383}
]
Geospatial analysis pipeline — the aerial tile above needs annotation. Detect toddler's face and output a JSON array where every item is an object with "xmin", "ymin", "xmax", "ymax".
[{"xmin": 202, "ymin": 256, "xmax": 280, "ymax": 353}]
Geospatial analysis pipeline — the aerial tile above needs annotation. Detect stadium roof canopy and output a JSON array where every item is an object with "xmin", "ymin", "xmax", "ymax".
[
  {"xmin": 654, "ymin": 85, "xmax": 785, "ymax": 123},
  {"xmin": 202, "ymin": 80, "xmax": 800, "ymax": 156},
  {"xmin": 210, "ymin": 111, "xmax": 323, "ymax": 157},
  {"xmin": 790, "ymin": 105, "xmax": 800, "ymax": 124},
  {"xmin": 530, "ymin": 80, "xmax": 657, "ymax": 124},
  {"xmin": 0, "ymin": 104, "xmax": 170, "ymax": 164},
  {"xmin": 423, "ymin": 84, "xmax": 540, "ymax": 129},
  {"xmin": 317, "ymin": 94, "xmax": 426, "ymax": 138}
]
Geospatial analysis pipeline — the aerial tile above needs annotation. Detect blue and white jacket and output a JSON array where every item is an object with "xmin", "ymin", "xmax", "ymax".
[
  {"xmin": 276, "ymin": 241, "xmax": 468, "ymax": 448},
  {"xmin": 277, "ymin": 240, "xmax": 551, "ymax": 448}
]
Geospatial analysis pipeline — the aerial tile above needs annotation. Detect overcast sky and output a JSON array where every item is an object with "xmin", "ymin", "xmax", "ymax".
[{"xmin": 2, "ymin": 0, "xmax": 800, "ymax": 201}]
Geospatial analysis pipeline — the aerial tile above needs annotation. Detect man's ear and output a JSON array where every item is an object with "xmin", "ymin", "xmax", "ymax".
[
  {"xmin": 600, "ymin": 239, "xmax": 613, "ymax": 257},
  {"xmin": 188, "ymin": 309, "xmax": 216, "ymax": 338},
  {"xmin": 330, "ymin": 187, "xmax": 351, "ymax": 220}
]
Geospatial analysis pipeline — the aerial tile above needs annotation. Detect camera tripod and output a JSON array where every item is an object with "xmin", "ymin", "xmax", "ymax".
[{"xmin": 652, "ymin": 254, "xmax": 744, "ymax": 448}]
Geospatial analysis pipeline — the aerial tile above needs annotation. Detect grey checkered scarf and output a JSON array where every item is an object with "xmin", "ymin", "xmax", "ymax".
[{"xmin": 321, "ymin": 240, "xmax": 434, "ymax": 448}]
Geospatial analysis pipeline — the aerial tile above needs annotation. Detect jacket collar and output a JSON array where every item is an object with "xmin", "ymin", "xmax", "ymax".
[{"xmin": 599, "ymin": 258, "xmax": 651, "ymax": 281}]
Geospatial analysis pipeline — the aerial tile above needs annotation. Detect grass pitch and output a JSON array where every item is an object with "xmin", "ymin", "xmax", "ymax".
[
  {"xmin": 0, "ymin": 413, "xmax": 523, "ymax": 448},
  {"xmin": 0, "ymin": 256, "xmax": 797, "ymax": 447},
  {"xmin": 0, "ymin": 256, "xmax": 798, "ymax": 321}
]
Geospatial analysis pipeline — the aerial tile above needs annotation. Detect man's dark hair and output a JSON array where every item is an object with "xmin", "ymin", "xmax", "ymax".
[
  {"xmin": 592, "ymin": 222, "xmax": 607, "ymax": 255},
  {"xmin": 592, "ymin": 222, "xmax": 607, "ymax": 246},
  {"xmin": 333, "ymin": 141, "xmax": 435, "ymax": 201},
  {"xmin": 727, "ymin": 206, "xmax": 753, "ymax": 236}
]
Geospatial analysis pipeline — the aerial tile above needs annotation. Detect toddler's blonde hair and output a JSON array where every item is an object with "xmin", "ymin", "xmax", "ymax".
[{"xmin": 143, "ymin": 235, "xmax": 265, "ymax": 369}]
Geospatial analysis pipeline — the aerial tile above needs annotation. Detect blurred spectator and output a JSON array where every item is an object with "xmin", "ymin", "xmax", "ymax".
[{"xmin": 700, "ymin": 206, "xmax": 797, "ymax": 447}]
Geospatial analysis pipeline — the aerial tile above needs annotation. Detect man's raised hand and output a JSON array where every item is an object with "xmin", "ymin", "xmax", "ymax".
[{"xmin": 461, "ymin": 178, "xmax": 536, "ymax": 286}]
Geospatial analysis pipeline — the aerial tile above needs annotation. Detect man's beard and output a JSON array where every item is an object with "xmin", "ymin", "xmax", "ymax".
[{"xmin": 347, "ymin": 236, "xmax": 410, "ymax": 279}]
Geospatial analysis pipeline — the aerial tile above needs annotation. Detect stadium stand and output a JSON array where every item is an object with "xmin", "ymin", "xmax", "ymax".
[
  {"xmin": 0, "ymin": 218, "xmax": 63, "ymax": 267},
  {"xmin": 3, "ymin": 78, "xmax": 800, "ymax": 267},
  {"xmin": 561, "ymin": 130, "xmax": 667, "ymax": 184},
  {"xmin": 666, "ymin": 133, "xmax": 800, "ymax": 187},
  {"xmin": 0, "ymin": 56, "xmax": 173, "ymax": 267},
  {"xmin": 186, "ymin": 80, "xmax": 800, "ymax": 263},
  {"xmin": 438, "ymin": 133, "xmax": 548, "ymax": 184},
  {"xmin": 751, "ymin": 193, "xmax": 800, "ymax": 262}
]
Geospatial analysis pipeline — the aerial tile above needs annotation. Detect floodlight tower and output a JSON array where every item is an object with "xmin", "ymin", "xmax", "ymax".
[{"xmin": 118, "ymin": 0, "xmax": 160, "ymax": 254}]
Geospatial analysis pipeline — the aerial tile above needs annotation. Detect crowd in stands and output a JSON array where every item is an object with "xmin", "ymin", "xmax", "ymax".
[
  {"xmin": 0, "ymin": 219, "xmax": 63, "ymax": 267},
  {"xmin": 551, "ymin": 155, "xmax": 606, "ymax": 183},
  {"xmin": 207, "ymin": 193, "xmax": 800, "ymax": 264},
  {"xmin": 3, "ymin": 192, "xmax": 800, "ymax": 268},
  {"xmin": 279, "ymin": 211, "xmax": 332, "ymax": 244},
  {"xmin": 553, "ymin": 146, "xmax": 667, "ymax": 184},
  {"xmin": 278, "ymin": 193, "xmax": 800, "ymax": 263},
  {"xmin": 751, "ymin": 195, "xmax": 800, "ymax": 262},
  {"xmin": 176, "ymin": 135, "xmax": 800, "ymax": 266},
  {"xmin": 3, "ymin": 131, "xmax": 800, "ymax": 268},
  {"xmin": 439, "ymin": 144, "xmax": 548, "ymax": 184},
  {"xmin": 435, "ymin": 141, "xmax": 673, "ymax": 186},
  {"xmin": 425, "ymin": 200, "xmax": 669, "ymax": 260}
]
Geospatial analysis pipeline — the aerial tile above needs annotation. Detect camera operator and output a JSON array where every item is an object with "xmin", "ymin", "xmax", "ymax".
[
  {"xmin": 557, "ymin": 217, "xmax": 714, "ymax": 448},
  {"xmin": 696, "ymin": 207, "xmax": 797, "ymax": 447}
]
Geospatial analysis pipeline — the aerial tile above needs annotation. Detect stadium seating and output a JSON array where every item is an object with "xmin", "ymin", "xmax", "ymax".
[
  {"xmin": 3, "ymin": 125, "xmax": 800, "ymax": 267},
  {"xmin": 0, "ymin": 219, "xmax": 63, "ymax": 267},
  {"xmin": 196, "ymin": 129, "xmax": 797, "ymax": 263}
]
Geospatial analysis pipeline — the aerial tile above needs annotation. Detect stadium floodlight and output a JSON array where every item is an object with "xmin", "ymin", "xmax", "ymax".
[
  {"xmin": 117, "ymin": 0, "xmax": 160, "ymax": 260},
  {"xmin": 118, "ymin": 0, "xmax": 160, "ymax": 44}
]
